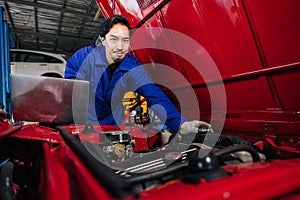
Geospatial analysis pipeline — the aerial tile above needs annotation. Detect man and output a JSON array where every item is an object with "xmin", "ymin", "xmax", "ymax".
[{"xmin": 64, "ymin": 15, "xmax": 212, "ymax": 141}]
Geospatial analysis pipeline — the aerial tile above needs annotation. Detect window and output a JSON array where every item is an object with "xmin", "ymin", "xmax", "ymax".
[
  {"xmin": 45, "ymin": 55, "xmax": 64, "ymax": 63},
  {"xmin": 10, "ymin": 52, "xmax": 18, "ymax": 62},
  {"xmin": 24, "ymin": 53, "xmax": 44, "ymax": 62},
  {"xmin": 10, "ymin": 51, "xmax": 63, "ymax": 63}
]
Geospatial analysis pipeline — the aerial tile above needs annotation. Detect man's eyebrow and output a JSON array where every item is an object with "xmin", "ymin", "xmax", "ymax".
[{"xmin": 109, "ymin": 34, "xmax": 130, "ymax": 39}]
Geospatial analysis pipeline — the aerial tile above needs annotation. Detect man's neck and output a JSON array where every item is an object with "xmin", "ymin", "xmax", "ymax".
[{"xmin": 107, "ymin": 61, "xmax": 121, "ymax": 79}]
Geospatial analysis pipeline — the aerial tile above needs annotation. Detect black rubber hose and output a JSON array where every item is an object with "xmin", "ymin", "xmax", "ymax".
[
  {"xmin": 214, "ymin": 145, "xmax": 261, "ymax": 162},
  {"xmin": 55, "ymin": 126, "xmax": 137, "ymax": 199},
  {"xmin": 0, "ymin": 161, "xmax": 14, "ymax": 200}
]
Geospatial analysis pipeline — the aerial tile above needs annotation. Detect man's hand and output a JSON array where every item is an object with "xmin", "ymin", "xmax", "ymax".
[
  {"xmin": 180, "ymin": 120, "xmax": 213, "ymax": 134},
  {"xmin": 161, "ymin": 130, "xmax": 173, "ymax": 145},
  {"xmin": 161, "ymin": 120, "xmax": 213, "ymax": 145}
]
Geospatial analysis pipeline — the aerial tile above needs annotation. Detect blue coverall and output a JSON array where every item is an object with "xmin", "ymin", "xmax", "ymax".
[{"xmin": 64, "ymin": 45, "xmax": 186, "ymax": 133}]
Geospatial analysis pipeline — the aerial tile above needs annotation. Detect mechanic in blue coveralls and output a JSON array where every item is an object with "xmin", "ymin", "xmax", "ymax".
[{"xmin": 64, "ymin": 15, "xmax": 212, "ymax": 143}]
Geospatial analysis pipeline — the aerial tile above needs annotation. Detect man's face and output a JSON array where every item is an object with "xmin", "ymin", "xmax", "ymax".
[{"xmin": 101, "ymin": 23, "xmax": 130, "ymax": 65}]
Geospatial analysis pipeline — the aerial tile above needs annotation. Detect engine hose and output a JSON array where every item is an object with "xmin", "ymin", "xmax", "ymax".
[
  {"xmin": 214, "ymin": 145, "xmax": 261, "ymax": 162},
  {"xmin": 0, "ymin": 161, "xmax": 14, "ymax": 200},
  {"xmin": 55, "ymin": 126, "xmax": 137, "ymax": 199}
]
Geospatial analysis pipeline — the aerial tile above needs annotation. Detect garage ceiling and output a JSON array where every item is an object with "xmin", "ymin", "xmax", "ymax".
[{"xmin": 0, "ymin": 0, "xmax": 105, "ymax": 59}]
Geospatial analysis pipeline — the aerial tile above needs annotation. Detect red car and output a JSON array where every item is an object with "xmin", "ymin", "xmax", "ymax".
[{"xmin": 1, "ymin": 0, "xmax": 300, "ymax": 199}]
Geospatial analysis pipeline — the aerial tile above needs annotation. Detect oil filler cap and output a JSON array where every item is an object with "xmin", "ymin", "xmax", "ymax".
[{"xmin": 182, "ymin": 151, "xmax": 227, "ymax": 184}]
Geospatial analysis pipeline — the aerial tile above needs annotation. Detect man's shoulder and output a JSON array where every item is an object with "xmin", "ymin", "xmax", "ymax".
[
  {"xmin": 85, "ymin": 46, "xmax": 106, "ymax": 65},
  {"xmin": 75, "ymin": 45, "xmax": 96, "ymax": 55}
]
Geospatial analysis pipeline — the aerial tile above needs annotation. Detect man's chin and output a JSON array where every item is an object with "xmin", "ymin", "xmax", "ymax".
[{"xmin": 113, "ymin": 56, "xmax": 125, "ymax": 63}]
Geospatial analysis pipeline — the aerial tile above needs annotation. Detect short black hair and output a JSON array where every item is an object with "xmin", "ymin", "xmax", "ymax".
[{"xmin": 99, "ymin": 15, "xmax": 131, "ymax": 38}]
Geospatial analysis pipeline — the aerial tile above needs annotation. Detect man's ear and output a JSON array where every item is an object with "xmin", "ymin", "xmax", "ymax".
[{"xmin": 101, "ymin": 37, "xmax": 106, "ymax": 46}]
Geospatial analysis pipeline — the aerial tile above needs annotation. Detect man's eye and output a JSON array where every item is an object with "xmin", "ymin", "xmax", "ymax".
[
  {"xmin": 123, "ymin": 39, "xmax": 129, "ymax": 43},
  {"xmin": 110, "ymin": 38, "xmax": 117, "ymax": 42}
]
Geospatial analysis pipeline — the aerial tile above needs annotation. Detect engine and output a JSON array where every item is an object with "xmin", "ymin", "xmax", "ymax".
[{"xmin": 100, "ymin": 131, "xmax": 136, "ymax": 161}]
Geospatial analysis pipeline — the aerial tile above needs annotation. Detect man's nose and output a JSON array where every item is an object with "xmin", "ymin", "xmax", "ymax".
[{"xmin": 116, "ymin": 39, "xmax": 123, "ymax": 49}]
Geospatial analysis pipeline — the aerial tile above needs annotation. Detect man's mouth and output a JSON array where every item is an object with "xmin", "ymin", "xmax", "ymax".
[{"xmin": 114, "ymin": 51, "xmax": 124, "ymax": 56}]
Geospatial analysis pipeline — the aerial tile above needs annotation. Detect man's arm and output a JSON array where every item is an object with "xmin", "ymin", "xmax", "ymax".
[
  {"xmin": 128, "ymin": 62, "xmax": 212, "ymax": 136},
  {"xmin": 127, "ymin": 65, "xmax": 186, "ymax": 133},
  {"xmin": 64, "ymin": 45, "xmax": 95, "ymax": 79}
]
